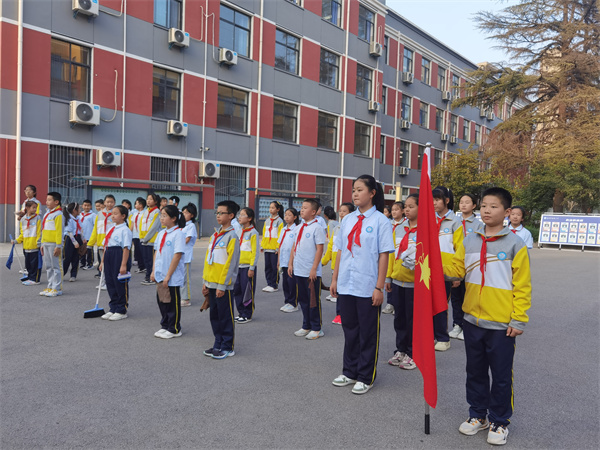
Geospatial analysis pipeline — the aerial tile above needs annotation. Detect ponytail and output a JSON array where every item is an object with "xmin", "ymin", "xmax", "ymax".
[
  {"xmin": 177, "ymin": 212, "xmax": 186, "ymax": 228},
  {"xmin": 353, "ymin": 174, "xmax": 385, "ymax": 213},
  {"xmin": 271, "ymin": 201, "xmax": 284, "ymax": 220},
  {"xmin": 162, "ymin": 205, "xmax": 185, "ymax": 228},
  {"xmin": 63, "ymin": 202, "xmax": 79, "ymax": 226}
]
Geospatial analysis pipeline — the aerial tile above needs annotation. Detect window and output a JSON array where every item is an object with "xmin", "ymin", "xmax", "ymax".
[
  {"xmin": 215, "ymin": 164, "xmax": 247, "ymax": 206},
  {"xmin": 419, "ymin": 102, "xmax": 429, "ymax": 127},
  {"xmin": 151, "ymin": 157, "xmax": 179, "ymax": 190},
  {"xmin": 354, "ymin": 122, "xmax": 371, "ymax": 156},
  {"xmin": 154, "ymin": 0, "xmax": 181, "ymax": 29},
  {"xmin": 50, "ymin": 39, "xmax": 91, "ymax": 102},
  {"xmin": 399, "ymin": 141, "xmax": 410, "ymax": 167},
  {"xmin": 48, "ymin": 145, "xmax": 90, "ymax": 204},
  {"xmin": 452, "ymin": 74, "xmax": 461, "ymax": 98},
  {"xmin": 484, "ymin": 127, "xmax": 491, "ymax": 144},
  {"xmin": 358, "ymin": 6, "xmax": 374, "ymax": 41},
  {"xmin": 356, "ymin": 65, "xmax": 372, "ymax": 100},
  {"xmin": 275, "ymin": 29, "xmax": 300, "ymax": 75},
  {"xmin": 403, "ymin": 48, "xmax": 413, "ymax": 73},
  {"xmin": 421, "ymin": 57, "xmax": 430, "ymax": 84},
  {"xmin": 434, "ymin": 149, "xmax": 443, "ymax": 166},
  {"xmin": 381, "ymin": 86, "xmax": 387, "ymax": 113},
  {"xmin": 273, "ymin": 99, "xmax": 298, "ymax": 142},
  {"xmin": 318, "ymin": 112, "xmax": 337, "ymax": 150},
  {"xmin": 316, "ymin": 176, "xmax": 336, "ymax": 208},
  {"xmin": 152, "ymin": 67, "xmax": 181, "ymax": 120},
  {"xmin": 450, "ymin": 114, "xmax": 458, "ymax": 138},
  {"xmin": 417, "ymin": 145, "xmax": 425, "ymax": 170},
  {"xmin": 475, "ymin": 124, "xmax": 481, "ymax": 144},
  {"xmin": 272, "ymin": 171, "xmax": 296, "ymax": 193},
  {"xmin": 463, "ymin": 119, "xmax": 470, "ymax": 142},
  {"xmin": 384, "ymin": 36, "xmax": 389, "ymax": 65},
  {"xmin": 322, "ymin": 0, "xmax": 342, "ymax": 27},
  {"xmin": 320, "ymin": 48, "xmax": 339, "ymax": 88},
  {"xmin": 217, "ymin": 85, "xmax": 249, "ymax": 133},
  {"xmin": 438, "ymin": 67, "xmax": 446, "ymax": 91},
  {"xmin": 220, "ymin": 4, "xmax": 250, "ymax": 57},
  {"xmin": 436, "ymin": 108, "xmax": 444, "ymax": 132},
  {"xmin": 401, "ymin": 95, "xmax": 412, "ymax": 121},
  {"xmin": 380, "ymin": 136, "xmax": 385, "ymax": 163}
]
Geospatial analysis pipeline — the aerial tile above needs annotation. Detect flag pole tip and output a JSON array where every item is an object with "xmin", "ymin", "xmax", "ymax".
[{"xmin": 425, "ymin": 142, "xmax": 431, "ymax": 147}]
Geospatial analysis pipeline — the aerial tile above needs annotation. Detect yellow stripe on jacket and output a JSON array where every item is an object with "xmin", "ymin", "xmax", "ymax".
[
  {"xmin": 239, "ymin": 231, "xmax": 259, "ymax": 269},
  {"xmin": 41, "ymin": 209, "xmax": 63, "ymax": 246},
  {"xmin": 17, "ymin": 215, "xmax": 42, "ymax": 251},
  {"xmin": 203, "ymin": 232, "xmax": 239, "ymax": 288},
  {"xmin": 261, "ymin": 218, "xmax": 283, "ymax": 251},
  {"xmin": 321, "ymin": 226, "xmax": 339, "ymax": 270}
]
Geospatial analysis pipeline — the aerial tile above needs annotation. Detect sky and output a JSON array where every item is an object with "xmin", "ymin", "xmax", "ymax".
[{"xmin": 386, "ymin": 0, "xmax": 521, "ymax": 66}]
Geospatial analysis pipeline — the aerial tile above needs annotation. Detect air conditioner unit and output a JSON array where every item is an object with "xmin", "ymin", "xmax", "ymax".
[
  {"xmin": 96, "ymin": 149, "xmax": 121, "ymax": 166},
  {"xmin": 69, "ymin": 101, "xmax": 100, "ymax": 126},
  {"xmin": 400, "ymin": 120, "xmax": 411, "ymax": 130},
  {"xmin": 168, "ymin": 28, "xmax": 190, "ymax": 48},
  {"xmin": 397, "ymin": 166, "xmax": 410, "ymax": 176},
  {"xmin": 486, "ymin": 111, "xmax": 495, "ymax": 121},
  {"xmin": 442, "ymin": 91, "xmax": 452, "ymax": 101},
  {"xmin": 479, "ymin": 107, "xmax": 487, "ymax": 117},
  {"xmin": 72, "ymin": 0, "xmax": 99, "ymax": 17},
  {"xmin": 450, "ymin": 135, "xmax": 457, "ymax": 144},
  {"xmin": 368, "ymin": 101, "xmax": 380, "ymax": 112},
  {"xmin": 199, "ymin": 162, "xmax": 220, "ymax": 178},
  {"xmin": 441, "ymin": 133, "xmax": 449, "ymax": 142},
  {"xmin": 167, "ymin": 120, "xmax": 188, "ymax": 137},
  {"xmin": 369, "ymin": 41, "xmax": 383, "ymax": 57},
  {"xmin": 219, "ymin": 48, "xmax": 238, "ymax": 65},
  {"xmin": 402, "ymin": 72, "xmax": 414, "ymax": 84}
]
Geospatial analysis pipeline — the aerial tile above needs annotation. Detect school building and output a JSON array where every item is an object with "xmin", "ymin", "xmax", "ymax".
[{"xmin": 0, "ymin": 0, "xmax": 514, "ymax": 237}]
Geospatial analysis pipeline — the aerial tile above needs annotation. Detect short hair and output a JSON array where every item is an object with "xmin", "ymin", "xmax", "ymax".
[
  {"xmin": 160, "ymin": 197, "xmax": 168, "ymax": 202},
  {"xmin": 104, "ymin": 194, "xmax": 115, "ymax": 202},
  {"xmin": 340, "ymin": 202, "xmax": 355, "ymax": 212},
  {"xmin": 406, "ymin": 193, "xmax": 419, "ymax": 205},
  {"xmin": 47, "ymin": 191, "xmax": 61, "ymax": 203},
  {"xmin": 511, "ymin": 206, "xmax": 526, "ymax": 221},
  {"xmin": 114, "ymin": 205, "xmax": 129, "ymax": 220},
  {"xmin": 169, "ymin": 195, "xmax": 180, "ymax": 204},
  {"xmin": 217, "ymin": 201, "xmax": 236, "ymax": 215},
  {"xmin": 460, "ymin": 193, "xmax": 478, "ymax": 206},
  {"xmin": 135, "ymin": 197, "xmax": 147, "ymax": 208},
  {"xmin": 82, "ymin": 199, "xmax": 92, "ymax": 205},
  {"xmin": 323, "ymin": 205, "xmax": 336, "ymax": 220},
  {"xmin": 481, "ymin": 187, "xmax": 512, "ymax": 210},
  {"xmin": 303, "ymin": 198, "xmax": 320, "ymax": 211},
  {"xmin": 121, "ymin": 199, "xmax": 132, "ymax": 209},
  {"xmin": 24, "ymin": 200, "xmax": 37, "ymax": 209},
  {"xmin": 393, "ymin": 201, "xmax": 405, "ymax": 209},
  {"xmin": 25, "ymin": 185, "xmax": 37, "ymax": 196},
  {"xmin": 95, "ymin": 199, "xmax": 104, "ymax": 205}
]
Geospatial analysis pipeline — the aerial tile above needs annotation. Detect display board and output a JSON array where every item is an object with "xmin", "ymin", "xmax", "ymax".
[
  {"xmin": 153, "ymin": 191, "xmax": 201, "ymax": 210},
  {"xmin": 538, "ymin": 214, "xmax": 600, "ymax": 248},
  {"xmin": 91, "ymin": 188, "xmax": 147, "ymax": 207}
]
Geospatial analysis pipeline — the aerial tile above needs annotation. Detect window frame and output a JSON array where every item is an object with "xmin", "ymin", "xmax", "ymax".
[
  {"xmin": 219, "ymin": 4, "xmax": 251, "ymax": 58},
  {"xmin": 275, "ymin": 28, "xmax": 300, "ymax": 75},
  {"xmin": 417, "ymin": 145, "xmax": 425, "ymax": 170},
  {"xmin": 50, "ymin": 38, "xmax": 92, "ymax": 102},
  {"xmin": 381, "ymin": 86, "xmax": 387, "ymax": 114},
  {"xmin": 271, "ymin": 170, "xmax": 297, "ymax": 193},
  {"xmin": 321, "ymin": 0, "xmax": 342, "ymax": 27},
  {"xmin": 356, "ymin": 64, "xmax": 373, "ymax": 100},
  {"xmin": 463, "ymin": 119, "xmax": 470, "ymax": 142},
  {"xmin": 401, "ymin": 95, "xmax": 412, "ymax": 121},
  {"xmin": 419, "ymin": 101, "xmax": 429, "ymax": 128},
  {"xmin": 475, "ymin": 123, "xmax": 481, "ymax": 145},
  {"xmin": 273, "ymin": 99, "xmax": 299, "ymax": 143},
  {"xmin": 152, "ymin": 66, "xmax": 181, "ymax": 121},
  {"xmin": 384, "ymin": 35, "xmax": 389, "ymax": 65},
  {"xmin": 379, "ymin": 135, "xmax": 386, "ymax": 164},
  {"xmin": 421, "ymin": 57, "xmax": 430, "ymax": 85},
  {"xmin": 154, "ymin": 0, "xmax": 182, "ymax": 29},
  {"xmin": 403, "ymin": 47, "xmax": 413, "ymax": 74},
  {"xmin": 438, "ymin": 67, "xmax": 446, "ymax": 91},
  {"xmin": 316, "ymin": 175, "xmax": 336, "ymax": 208},
  {"xmin": 452, "ymin": 74, "xmax": 461, "ymax": 98},
  {"xmin": 48, "ymin": 145, "xmax": 91, "ymax": 205},
  {"xmin": 217, "ymin": 84, "xmax": 249, "ymax": 134},
  {"xmin": 434, "ymin": 149, "xmax": 443, "ymax": 167},
  {"xmin": 435, "ymin": 108, "xmax": 444, "ymax": 132},
  {"xmin": 450, "ymin": 114, "xmax": 458, "ymax": 138},
  {"xmin": 354, "ymin": 121, "xmax": 371, "ymax": 157},
  {"xmin": 150, "ymin": 156, "xmax": 180, "ymax": 190},
  {"xmin": 319, "ymin": 47, "xmax": 339, "ymax": 89},
  {"xmin": 317, "ymin": 111, "xmax": 338, "ymax": 151},
  {"xmin": 358, "ymin": 5, "xmax": 375, "ymax": 42},
  {"xmin": 399, "ymin": 140, "xmax": 410, "ymax": 168}
]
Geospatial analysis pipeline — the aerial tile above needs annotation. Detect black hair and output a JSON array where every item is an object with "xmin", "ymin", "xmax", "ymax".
[
  {"xmin": 121, "ymin": 199, "xmax": 132, "ymax": 210},
  {"xmin": 460, "ymin": 193, "xmax": 478, "ymax": 207},
  {"xmin": 270, "ymin": 201, "xmax": 284, "ymax": 220},
  {"xmin": 47, "ymin": 191, "xmax": 62, "ymax": 204},
  {"xmin": 135, "ymin": 197, "xmax": 147, "ymax": 208},
  {"xmin": 182, "ymin": 203, "xmax": 197, "ymax": 222},
  {"xmin": 217, "ymin": 200, "xmax": 236, "ymax": 216},
  {"xmin": 169, "ymin": 195, "xmax": 180, "ymax": 205},
  {"xmin": 114, "ymin": 204, "xmax": 129, "ymax": 220},
  {"xmin": 323, "ymin": 205, "xmax": 337, "ymax": 221},
  {"xmin": 353, "ymin": 174, "xmax": 385, "ymax": 213},
  {"xmin": 25, "ymin": 185, "xmax": 37, "ymax": 196},
  {"xmin": 481, "ymin": 187, "xmax": 512, "ymax": 210},
  {"xmin": 162, "ymin": 205, "xmax": 186, "ymax": 228},
  {"xmin": 95, "ymin": 199, "xmax": 104, "ymax": 205},
  {"xmin": 82, "ymin": 199, "xmax": 92, "ymax": 205},
  {"xmin": 393, "ymin": 201, "xmax": 405, "ymax": 209},
  {"xmin": 432, "ymin": 186, "xmax": 454, "ymax": 211},
  {"xmin": 406, "ymin": 193, "xmax": 419, "ymax": 205},
  {"xmin": 285, "ymin": 207, "xmax": 301, "ymax": 225},
  {"xmin": 24, "ymin": 200, "xmax": 37, "ymax": 209},
  {"xmin": 63, "ymin": 202, "xmax": 79, "ymax": 225},
  {"xmin": 104, "ymin": 194, "xmax": 115, "ymax": 202},
  {"xmin": 303, "ymin": 198, "xmax": 320, "ymax": 212},
  {"xmin": 240, "ymin": 207, "xmax": 257, "ymax": 228},
  {"xmin": 147, "ymin": 193, "xmax": 161, "ymax": 208},
  {"xmin": 511, "ymin": 206, "xmax": 526, "ymax": 223},
  {"xmin": 384, "ymin": 205, "xmax": 392, "ymax": 214},
  {"xmin": 340, "ymin": 202, "xmax": 355, "ymax": 213}
]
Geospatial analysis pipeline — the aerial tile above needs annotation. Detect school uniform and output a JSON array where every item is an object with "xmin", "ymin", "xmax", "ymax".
[
  {"xmin": 322, "ymin": 223, "xmax": 341, "ymax": 315},
  {"xmin": 231, "ymin": 218, "xmax": 242, "ymax": 238},
  {"xmin": 316, "ymin": 215, "xmax": 328, "ymax": 235},
  {"xmin": 278, "ymin": 223, "xmax": 298, "ymax": 307},
  {"xmin": 293, "ymin": 219, "xmax": 327, "ymax": 332},
  {"xmin": 334, "ymin": 206, "xmax": 394, "ymax": 385},
  {"xmin": 41, "ymin": 206, "xmax": 64, "ymax": 292},
  {"xmin": 387, "ymin": 219, "xmax": 406, "ymax": 308},
  {"xmin": 234, "ymin": 226, "xmax": 259, "ymax": 319},
  {"xmin": 88, "ymin": 209, "xmax": 114, "ymax": 276},
  {"xmin": 130, "ymin": 209, "xmax": 145, "ymax": 269},
  {"xmin": 326, "ymin": 220, "xmax": 339, "ymax": 239},
  {"xmin": 104, "ymin": 223, "xmax": 133, "ymax": 314},
  {"xmin": 21, "ymin": 198, "xmax": 42, "ymax": 215},
  {"xmin": 140, "ymin": 206, "xmax": 161, "ymax": 282},
  {"xmin": 261, "ymin": 216, "xmax": 283, "ymax": 289},
  {"xmin": 79, "ymin": 211, "xmax": 96, "ymax": 267},
  {"xmin": 16, "ymin": 213, "xmax": 42, "ymax": 282},
  {"xmin": 444, "ymin": 228, "xmax": 531, "ymax": 427},
  {"xmin": 154, "ymin": 226, "xmax": 186, "ymax": 334},
  {"xmin": 181, "ymin": 220, "xmax": 198, "ymax": 301},
  {"xmin": 508, "ymin": 224, "xmax": 533, "ymax": 249},
  {"xmin": 63, "ymin": 214, "xmax": 83, "ymax": 278},
  {"xmin": 203, "ymin": 226, "xmax": 240, "ymax": 352}
]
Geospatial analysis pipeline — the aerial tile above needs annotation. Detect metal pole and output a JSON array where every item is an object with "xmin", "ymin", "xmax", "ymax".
[{"xmin": 424, "ymin": 401, "xmax": 430, "ymax": 434}]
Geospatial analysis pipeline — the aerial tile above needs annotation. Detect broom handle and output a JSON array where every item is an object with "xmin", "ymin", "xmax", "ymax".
[{"xmin": 94, "ymin": 268, "xmax": 105, "ymax": 308}]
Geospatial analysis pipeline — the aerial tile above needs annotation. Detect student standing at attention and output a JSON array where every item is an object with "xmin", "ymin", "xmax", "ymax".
[
  {"xmin": 62, "ymin": 202, "xmax": 82, "ymax": 282},
  {"xmin": 79, "ymin": 200, "xmax": 96, "ymax": 270},
  {"xmin": 140, "ymin": 193, "xmax": 161, "ymax": 285},
  {"xmin": 234, "ymin": 207, "xmax": 259, "ymax": 324},
  {"xmin": 14, "ymin": 200, "xmax": 42, "ymax": 285},
  {"xmin": 180, "ymin": 203, "xmax": 198, "ymax": 307},
  {"xmin": 131, "ymin": 197, "xmax": 146, "ymax": 273},
  {"xmin": 444, "ymin": 187, "xmax": 531, "ymax": 446},
  {"xmin": 278, "ymin": 207, "xmax": 300, "ymax": 313},
  {"xmin": 88, "ymin": 195, "xmax": 116, "ymax": 287},
  {"xmin": 508, "ymin": 206, "xmax": 533, "ymax": 249},
  {"xmin": 39, "ymin": 192, "xmax": 64, "ymax": 297},
  {"xmin": 330, "ymin": 175, "xmax": 394, "ymax": 395},
  {"xmin": 261, "ymin": 201, "xmax": 284, "ymax": 293},
  {"xmin": 382, "ymin": 201, "xmax": 406, "ymax": 315}
]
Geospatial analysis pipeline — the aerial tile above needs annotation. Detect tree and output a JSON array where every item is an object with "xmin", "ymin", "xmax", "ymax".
[{"xmin": 454, "ymin": 0, "xmax": 600, "ymax": 212}]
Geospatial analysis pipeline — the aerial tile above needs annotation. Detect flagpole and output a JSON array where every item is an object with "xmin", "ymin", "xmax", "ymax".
[
  {"xmin": 424, "ymin": 142, "xmax": 432, "ymax": 436},
  {"xmin": 425, "ymin": 402, "xmax": 430, "ymax": 434}
]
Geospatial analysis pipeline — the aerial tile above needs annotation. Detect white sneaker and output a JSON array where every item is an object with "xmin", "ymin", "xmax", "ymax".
[
  {"xmin": 332, "ymin": 375, "xmax": 356, "ymax": 387},
  {"xmin": 305, "ymin": 330, "xmax": 324, "ymax": 340},
  {"xmin": 351, "ymin": 381, "xmax": 372, "ymax": 395},
  {"xmin": 487, "ymin": 423, "xmax": 509, "ymax": 445},
  {"xmin": 45, "ymin": 289, "xmax": 62, "ymax": 297},
  {"xmin": 263, "ymin": 286, "xmax": 278, "ymax": 293},
  {"xmin": 435, "ymin": 341, "xmax": 451, "ymax": 351},
  {"xmin": 458, "ymin": 417, "xmax": 490, "ymax": 436},
  {"xmin": 154, "ymin": 329, "xmax": 168, "ymax": 337},
  {"xmin": 181, "ymin": 300, "xmax": 191, "ymax": 307},
  {"xmin": 69, "ymin": 277, "xmax": 76, "ymax": 282},
  {"xmin": 329, "ymin": 297, "xmax": 337, "ymax": 303},
  {"xmin": 281, "ymin": 304, "xmax": 298, "ymax": 313},
  {"xmin": 108, "ymin": 313, "xmax": 127, "ymax": 321},
  {"xmin": 294, "ymin": 328, "xmax": 310, "ymax": 337},
  {"xmin": 382, "ymin": 303, "xmax": 395, "ymax": 314},
  {"xmin": 101, "ymin": 312, "xmax": 114, "ymax": 320},
  {"xmin": 388, "ymin": 351, "xmax": 406, "ymax": 366},
  {"xmin": 457, "ymin": 330, "xmax": 464, "ymax": 340},
  {"xmin": 39, "ymin": 288, "xmax": 50, "ymax": 296},
  {"xmin": 398, "ymin": 355, "xmax": 417, "ymax": 370},
  {"xmin": 157, "ymin": 330, "xmax": 182, "ymax": 339},
  {"xmin": 99, "ymin": 285, "xmax": 107, "ymax": 291},
  {"xmin": 325, "ymin": 295, "xmax": 334, "ymax": 301},
  {"xmin": 449, "ymin": 324, "xmax": 462, "ymax": 339},
  {"xmin": 279, "ymin": 304, "xmax": 288, "ymax": 311}
]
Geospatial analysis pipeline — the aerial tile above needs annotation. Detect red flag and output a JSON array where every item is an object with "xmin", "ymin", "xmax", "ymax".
[{"xmin": 413, "ymin": 147, "xmax": 448, "ymax": 409}]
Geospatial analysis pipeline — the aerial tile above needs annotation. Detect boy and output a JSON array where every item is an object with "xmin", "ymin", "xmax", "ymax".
[
  {"xmin": 443, "ymin": 187, "xmax": 531, "ymax": 446},
  {"xmin": 80, "ymin": 199, "xmax": 96, "ymax": 270},
  {"xmin": 131, "ymin": 197, "xmax": 146, "ymax": 273},
  {"xmin": 39, "ymin": 192, "xmax": 63, "ymax": 297},
  {"xmin": 14, "ymin": 200, "xmax": 42, "ymax": 285},
  {"xmin": 95, "ymin": 199, "xmax": 104, "ymax": 213},
  {"xmin": 202, "ymin": 201, "xmax": 240, "ymax": 359},
  {"xmin": 88, "ymin": 195, "xmax": 116, "ymax": 286},
  {"xmin": 288, "ymin": 199, "xmax": 327, "ymax": 340}
]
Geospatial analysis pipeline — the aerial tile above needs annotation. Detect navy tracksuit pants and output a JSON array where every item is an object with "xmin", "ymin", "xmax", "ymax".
[
  {"xmin": 24, "ymin": 250, "xmax": 41, "ymax": 282},
  {"xmin": 295, "ymin": 276, "xmax": 322, "ymax": 331},
  {"xmin": 264, "ymin": 251, "xmax": 279, "ymax": 288},
  {"xmin": 63, "ymin": 235, "xmax": 82, "ymax": 278},
  {"xmin": 141, "ymin": 244, "xmax": 154, "ymax": 281},
  {"xmin": 80, "ymin": 247, "xmax": 93, "ymax": 267},
  {"xmin": 433, "ymin": 281, "xmax": 452, "ymax": 342},
  {"xmin": 157, "ymin": 285, "xmax": 182, "ymax": 334},
  {"xmin": 208, "ymin": 288, "xmax": 235, "ymax": 351},
  {"xmin": 391, "ymin": 283, "xmax": 414, "ymax": 357},
  {"xmin": 281, "ymin": 267, "xmax": 297, "ymax": 306},
  {"xmin": 105, "ymin": 247, "xmax": 131, "ymax": 314},
  {"xmin": 339, "ymin": 294, "xmax": 381, "ymax": 385},
  {"xmin": 234, "ymin": 267, "xmax": 256, "ymax": 319},
  {"xmin": 463, "ymin": 321, "xmax": 516, "ymax": 427},
  {"xmin": 132, "ymin": 238, "xmax": 145, "ymax": 270},
  {"xmin": 450, "ymin": 280, "xmax": 466, "ymax": 328}
]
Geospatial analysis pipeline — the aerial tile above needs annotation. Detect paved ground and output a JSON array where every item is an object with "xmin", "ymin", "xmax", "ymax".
[{"xmin": 0, "ymin": 243, "xmax": 598, "ymax": 449}]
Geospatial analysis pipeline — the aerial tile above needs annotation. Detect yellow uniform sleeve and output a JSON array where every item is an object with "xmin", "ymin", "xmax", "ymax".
[
  {"xmin": 250, "ymin": 234, "xmax": 259, "ymax": 270},
  {"xmin": 453, "ymin": 226, "xmax": 464, "ymax": 252},
  {"xmin": 88, "ymin": 217, "xmax": 99, "ymax": 246},
  {"xmin": 444, "ymin": 242, "xmax": 466, "ymax": 279},
  {"xmin": 321, "ymin": 234, "xmax": 334, "ymax": 266},
  {"xmin": 36, "ymin": 219, "xmax": 42, "ymax": 246},
  {"xmin": 386, "ymin": 252, "xmax": 395, "ymax": 279},
  {"xmin": 260, "ymin": 222, "xmax": 268, "ymax": 249},
  {"xmin": 510, "ymin": 246, "xmax": 532, "ymax": 326}
]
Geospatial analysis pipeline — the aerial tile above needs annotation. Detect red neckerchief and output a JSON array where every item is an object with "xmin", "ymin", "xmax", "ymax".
[
  {"xmin": 279, "ymin": 226, "xmax": 292, "ymax": 249},
  {"xmin": 75, "ymin": 216, "xmax": 82, "ymax": 235},
  {"xmin": 294, "ymin": 220, "xmax": 317, "ymax": 252},
  {"xmin": 392, "ymin": 222, "xmax": 399, "ymax": 233},
  {"xmin": 134, "ymin": 212, "xmax": 140, "ymax": 229},
  {"xmin": 26, "ymin": 214, "xmax": 38, "ymax": 230},
  {"xmin": 267, "ymin": 217, "xmax": 276, "ymax": 239},
  {"xmin": 347, "ymin": 214, "xmax": 365, "ymax": 254},
  {"xmin": 396, "ymin": 226, "xmax": 417, "ymax": 260},
  {"xmin": 210, "ymin": 228, "xmax": 232, "ymax": 254},
  {"xmin": 42, "ymin": 207, "xmax": 61, "ymax": 230},
  {"xmin": 437, "ymin": 211, "xmax": 449, "ymax": 233},
  {"xmin": 479, "ymin": 234, "xmax": 502, "ymax": 293},
  {"xmin": 160, "ymin": 227, "xmax": 179, "ymax": 253},
  {"xmin": 104, "ymin": 225, "xmax": 117, "ymax": 247},
  {"xmin": 101, "ymin": 211, "xmax": 111, "ymax": 234},
  {"xmin": 145, "ymin": 207, "xmax": 158, "ymax": 225},
  {"xmin": 239, "ymin": 226, "xmax": 254, "ymax": 245}
]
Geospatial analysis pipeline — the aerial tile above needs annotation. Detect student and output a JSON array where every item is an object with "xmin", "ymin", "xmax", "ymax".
[
  {"xmin": 88, "ymin": 195, "xmax": 116, "ymax": 285},
  {"xmin": 63, "ymin": 202, "xmax": 82, "ymax": 282},
  {"xmin": 79, "ymin": 200, "xmax": 96, "ymax": 270},
  {"xmin": 151, "ymin": 205, "xmax": 186, "ymax": 339},
  {"xmin": 99, "ymin": 205, "xmax": 132, "ymax": 321},
  {"xmin": 323, "ymin": 206, "xmax": 339, "ymax": 240},
  {"xmin": 140, "ymin": 193, "xmax": 161, "ymax": 285},
  {"xmin": 315, "ymin": 205, "xmax": 328, "ymax": 235},
  {"xmin": 444, "ymin": 187, "xmax": 531, "ymax": 446},
  {"xmin": 39, "ymin": 192, "xmax": 64, "ymax": 297},
  {"xmin": 234, "ymin": 207, "xmax": 259, "ymax": 323},
  {"xmin": 330, "ymin": 175, "xmax": 394, "ymax": 395},
  {"xmin": 383, "ymin": 201, "xmax": 406, "ymax": 315},
  {"xmin": 14, "ymin": 200, "xmax": 42, "ymax": 285},
  {"xmin": 278, "ymin": 207, "xmax": 300, "ymax": 313},
  {"xmin": 288, "ymin": 198, "xmax": 327, "ymax": 340},
  {"xmin": 180, "ymin": 203, "xmax": 198, "ymax": 307},
  {"xmin": 508, "ymin": 206, "xmax": 534, "ymax": 249},
  {"xmin": 386, "ymin": 193, "xmax": 419, "ymax": 370},
  {"xmin": 168, "ymin": 196, "xmax": 180, "ymax": 208},
  {"xmin": 450, "ymin": 194, "xmax": 485, "ymax": 341},
  {"xmin": 122, "ymin": 199, "xmax": 132, "ymax": 211},
  {"xmin": 160, "ymin": 197, "xmax": 168, "ymax": 209},
  {"xmin": 383, "ymin": 205, "xmax": 392, "ymax": 220},
  {"xmin": 16, "ymin": 184, "xmax": 42, "ymax": 220},
  {"xmin": 130, "ymin": 197, "xmax": 146, "ymax": 273},
  {"xmin": 432, "ymin": 186, "xmax": 464, "ymax": 352},
  {"xmin": 322, "ymin": 202, "xmax": 355, "ymax": 323},
  {"xmin": 94, "ymin": 199, "xmax": 104, "ymax": 213},
  {"xmin": 223, "ymin": 201, "xmax": 242, "ymax": 238},
  {"xmin": 261, "ymin": 201, "xmax": 284, "ymax": 293},
  {"xmin": 202, "ymin": 201, "xmax": 240, "ymax": 359}
]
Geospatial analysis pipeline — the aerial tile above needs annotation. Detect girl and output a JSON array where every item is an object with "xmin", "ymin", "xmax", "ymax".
[
  {"xmin": 323, "ymin": 206, "xmax": 339, "ymax": 238},
  {"xmin": 330, "ymin": 175, "xmax": 394, "ymax": 395},
  {"xmin": 323, "ymin": 202, "xmax": 355, "ymax": 323},
  {"xmin": 386, "ymin": 193, "xmax": 419, "ymax": 370},
  {"xmin": 278, "ymin": 207, "xmax": 300, "ymax": 313},
  {"xmin": 140, "ymin": 193, "xmax": 161, "ymax": 285},
  {"xmin": 181, "ymin": 203, "xmax": 198, "ymax": 307},
  {"xmin": 383, "ymin": 205, "xmax": 392, "ymax": 220},
  {"xmin": 15, "ymin": 200, "xmax": 42, "ymax": 285},
  {"xmin": 458, "ymin": 194, "xmax": 484, "ymax": 237},
  {"xmin": 99, "ymin": 205, "xmax": 132, "ymax": 321},
  {"xmin": 234, "ymin": 207, "xmax": 259, "ymax": 323},
  {"xmin": 383, "ymin": 201, "xmax": 406, "ymax": 315},
  {"xmin": 509, "ymin": 206, "xmax": 534, "ymax": 249},
  {"xmin": 432, "ymin": 186, "xmax": 464, "ymax": 351},
  {"xmin": 63, "ymin": 202, "xmax": 82, "ymax": 282},
  {"xmin": 151, "ymin": 205, "xmax": 186, "ymax": 339},
  {"xmin": 261, "ymin": 201, "xmax": 284, "ymax": 292}
]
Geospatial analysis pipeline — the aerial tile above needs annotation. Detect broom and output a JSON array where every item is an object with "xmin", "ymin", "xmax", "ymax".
[{"xmin": 84, "ymin": 268, "xmax": 105, "ymax": 318}]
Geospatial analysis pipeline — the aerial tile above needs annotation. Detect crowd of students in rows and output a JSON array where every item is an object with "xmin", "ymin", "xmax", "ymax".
[{"xmin": 12, "ymin": 176, "xmax": 533, "ymax": 445}]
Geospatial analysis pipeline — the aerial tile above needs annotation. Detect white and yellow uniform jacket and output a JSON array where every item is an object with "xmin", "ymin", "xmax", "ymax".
[
  {"xmin": 261, "ymin": 216, "xmax": 283, "ymax": 252},
  {"xmin": 238, "ymin": 226, "xmax": 259, "ymax": 270},
  {"xmin": 203, "ymin": 226, "xmax": 240, "ymax": 291},
  {"xmin": 41, "ymin": 206, "xmax": 63, "ymax": 248},
  {"xmin": 17, "ymin": 213, "xmax": 42, "ymax": 252}
]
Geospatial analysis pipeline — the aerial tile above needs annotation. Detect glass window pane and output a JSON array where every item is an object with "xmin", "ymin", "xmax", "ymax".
[
  {"xmin": 234, "ymin": 28, "xmax": 249, "ymax": 56},
  {"xmin": 235, "ymin": 10, "xmax": 250, "ymax": 29},
  {"xmin": 220, "ymin": 4, "xmax": 234, "ymax": 22},
  {"xmin": 155, "ymin": 0, "xmax": 168, "ymax": 27}
]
